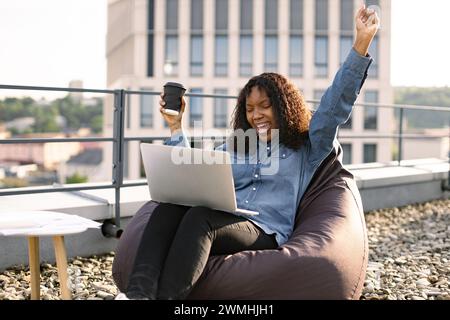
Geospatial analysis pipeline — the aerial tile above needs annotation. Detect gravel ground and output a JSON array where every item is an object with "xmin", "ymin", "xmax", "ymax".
[{"xmin": 0, "ymin": 198, "xmax": 449, "ymax": 300}]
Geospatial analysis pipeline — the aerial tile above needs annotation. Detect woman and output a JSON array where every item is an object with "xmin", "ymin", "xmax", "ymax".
[{"xmin": 116, "ymin": 5, "xmax": 379, "ymax": 300}]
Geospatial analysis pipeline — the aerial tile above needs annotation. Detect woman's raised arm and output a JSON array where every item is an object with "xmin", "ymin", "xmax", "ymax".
[{"xmin": 308, "ymin": 5, "xmax": 380, "ymax": 164}]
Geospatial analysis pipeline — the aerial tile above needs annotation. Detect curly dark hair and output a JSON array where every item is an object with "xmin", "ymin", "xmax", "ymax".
[{"xmin": 230, "ymin": 72, "xmax": 312, "ymax": 151}]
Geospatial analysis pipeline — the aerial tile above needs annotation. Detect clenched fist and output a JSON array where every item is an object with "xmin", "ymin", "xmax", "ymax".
[{"xmin": 353, "ymin": 5, "xmax": 380, "ymax": 56}]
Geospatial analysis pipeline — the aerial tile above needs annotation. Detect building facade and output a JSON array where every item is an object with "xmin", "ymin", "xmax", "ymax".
[{"xmin": 105, "ymin": 0, "xmax": 393, "ymax": 180}]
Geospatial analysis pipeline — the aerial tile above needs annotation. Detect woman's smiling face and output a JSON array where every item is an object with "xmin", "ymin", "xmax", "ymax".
[{"xmin": 245, "ymin": 86, "xmax": 278, "ymax": 142}]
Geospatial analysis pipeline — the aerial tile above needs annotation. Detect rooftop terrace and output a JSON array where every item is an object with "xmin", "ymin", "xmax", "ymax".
[
  {"xmin": 0, "ymin": 198, "xmax": 448, "ymax": 300},
  {"xmin": 0, "ymin": 84, "xmax": 449, "ymax": 300}
]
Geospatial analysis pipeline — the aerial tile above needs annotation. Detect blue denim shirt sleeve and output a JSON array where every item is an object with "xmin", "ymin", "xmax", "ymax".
[
  {"xmin": 308, "ymin": 48, "xmax": 373, "ymax": 164},
  {"xmin": 163, "ymin": 130, "xmax": 191, "ymax": 147}
]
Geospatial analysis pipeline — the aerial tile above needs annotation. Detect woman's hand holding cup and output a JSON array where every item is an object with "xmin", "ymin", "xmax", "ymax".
[{"xmin": 159, "ymin": 82, "xmax": 186, "ymax": 134}]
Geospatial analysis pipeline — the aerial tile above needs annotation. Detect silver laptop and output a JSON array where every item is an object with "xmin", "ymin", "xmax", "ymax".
[{"xmin": 140, "ymin": 143, "xmax": 259, "ymax": 216}]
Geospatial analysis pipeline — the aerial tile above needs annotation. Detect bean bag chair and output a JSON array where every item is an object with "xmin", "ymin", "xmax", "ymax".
[{"xmin": 112, "ymin": 147, "xmax": 368, "ymax": 299}]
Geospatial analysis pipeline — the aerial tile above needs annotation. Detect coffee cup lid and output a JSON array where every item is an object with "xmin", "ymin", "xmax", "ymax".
[{"xmin": 164, "ymin": 82, "xmax": 186, "ymax": 90}]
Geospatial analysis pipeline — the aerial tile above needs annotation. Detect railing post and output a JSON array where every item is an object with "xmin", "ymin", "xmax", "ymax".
[
  {"xmin": 102, "ymin": 89, "xmax": 125, "ymax": 238},
  {"xmin": 397, "ymin": 107, "xmax": 404, "ymax": 166}
]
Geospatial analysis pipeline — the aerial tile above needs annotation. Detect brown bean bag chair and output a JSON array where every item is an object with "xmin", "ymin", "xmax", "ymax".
[{"xmin": 112, "ymin": 147, "xmax": 368, "ymax": 299}]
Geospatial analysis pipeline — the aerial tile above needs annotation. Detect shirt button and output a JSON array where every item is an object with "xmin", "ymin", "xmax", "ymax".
[
  {"xmin": 252, "ymin": 187, "xmax": 256, "ymax": 191},
  {"xmin": 254, "ymin": 174, "xmax": 258, "ymax": 178},
  {"xmin": 266, "ymin": 147, "xmax": 270, "ymax": 150},
  {"xmin": 282, "ymin": 154, "xmax": 286, "ymax": 158},
  {"xmin": 245, "ymin": 200, "xmax": 249, "ymax": 203}
]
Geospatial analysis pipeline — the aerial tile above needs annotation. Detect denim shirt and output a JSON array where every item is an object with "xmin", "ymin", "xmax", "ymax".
[{"xmin": 164, "ymin": 48, "xmax": 372, "ymax": 245}]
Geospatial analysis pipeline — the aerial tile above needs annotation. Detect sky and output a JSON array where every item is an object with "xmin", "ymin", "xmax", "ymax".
[{"xmin": 0, "ymin": 0, "xmax": 449, "ymax": 99}]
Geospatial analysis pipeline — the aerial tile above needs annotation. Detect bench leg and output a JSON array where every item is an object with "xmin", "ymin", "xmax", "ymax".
[
  {"xmin": 52, "ymin": 236, "xmax": 72, "ymax": 300},
  {"xmin": 27, "ymin": 236, "xmax": 40, "ymax": 300}
]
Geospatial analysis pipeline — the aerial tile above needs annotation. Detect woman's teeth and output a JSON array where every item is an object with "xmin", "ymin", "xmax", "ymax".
[{"xmin": 256, "ymin": 123, "xmax": 270, "ymax": 133}]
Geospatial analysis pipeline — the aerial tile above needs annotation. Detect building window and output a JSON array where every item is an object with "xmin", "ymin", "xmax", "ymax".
[
  {"xmin": 368, "ymin": 36, "xmax": 379, "ymax": 78},
  {"xmin": 315, "ymin": 36, "xmax": 328, "ymax": 77},
  {"xmin": 240, "ymin": 0, "xmax": 253, "ymax": 76},
  {"xmin": 240, "ymin": 0, "xmax": 253, "ymax": 32},
  {"xmin": 140, "ymin": 89, "xmax": 153, "ymax": 128},
  {"xmin": 215, "ymin": 36, "xmax": 228, "ymax": 76},
  {"xmin": 289, "ymin": 0, "xmax": 303, "ymax": 77},
  {"xmin": 340, "ymin": 0, "xmax": 354, "ymax": 32},
  {"xmin": 363, "ymin": 144, "xmax": 377, "ymax": 163},
  {"xmin": 240, "ymin": 36, "xmax": 253, "ymax": 76},
  {"xmin": 147, "ymin": 0, "xmax": 154, "ymax": 77},
  {"xmin": 366, "ymin": 0, "xmax": 380, "ymax": 7},
  {"xmin": 364, "ymin": 90, "xmax": 378, "ymax": 130},
  {"xmin": 265, "ymin": 0, "xmax": 278, "ymax": 31},
  {"xmin": 264, "ymin": 0, "xmax": 278, "ymax": 72},
  {"xmin": 289, "ymin": 36, "xmax": 303, "ymax": 77},
  {"xmin": 315, "ymin": 0, "xmax": 328, "ymax": 77},
  {"xmin": 215, "ymin": 0, "xmax": 228, "ymax": 77},
  {"xmin": 190, "ymin": 0, "xmax": 203, "ymax": 77},
  {"xmin": 190, "ymin": 36, "xmax": 203, "ymax": 76},
  {"xmin": 214, "ymin": 89, "xmax": 228, "ymax": 128},
  {"xmin": 189, "ymin": 88, "xmax": 203, "ymax": 127},
  {"xmin": 166, "ymin": 0, "xmax": 178, "ymax": 31},
  {"xmin": 164, "ymin": 36, "xmax": 178, "ymax": 76},
  {"xmin": 191, "ymin": 0, "xmax": 203, "ymax": 31},
  {"xmin": 315, "ymin": 0, "xmax": 328, "ymax": 31},
  {"xmin": 165, "ymin": 0, "xmax": 178, "ymax": 76},
  {"xmin": 341, "ymin": 143, "xmax": 352, "ymax": 165},
  {"xmin": 340, "ymin": 36, "xmax": 353, "ymax": 66},
  {"xmin": 264, "ymin": 36, "xmax": 278, "ymax": 72},
  {"xmin": 215, "ymin": 0, "xmax": 228, "ymax": 30},
  {"xmin": 290, "ymin": 0, "xmax": 303, "ymax": 31}
]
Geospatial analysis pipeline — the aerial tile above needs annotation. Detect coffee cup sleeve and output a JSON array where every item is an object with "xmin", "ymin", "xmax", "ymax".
[{"xmin": 162, "ymin": 108, "xmax": 180, "ymax": 116}]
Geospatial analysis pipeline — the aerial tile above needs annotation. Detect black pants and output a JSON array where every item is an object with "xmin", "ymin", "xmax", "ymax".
[{"xmin": 126, "ymin": 203, "xmax": 278, "ymax": 299}]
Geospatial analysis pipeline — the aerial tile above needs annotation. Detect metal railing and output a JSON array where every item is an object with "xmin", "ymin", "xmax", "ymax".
[{"xmin": 1, "ymin": 84, "xmax": 449, "ymax": 237}]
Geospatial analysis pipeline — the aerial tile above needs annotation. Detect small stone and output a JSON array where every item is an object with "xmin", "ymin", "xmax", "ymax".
[
  {"xmin": 395, "ymin": 258, "xmax": 407, "ymax": 265},
  {"xmin": 425, "ymin": 233, "xmax": 437, "ymax": 240},
  {"xmin": 72, "ymin": 260, "xmax": 83, "ymax": 266},
  {"xmin": 75, "ymin": 283, "xmax": 86, "ymax": 291},
  {"xmin": 435, "ymin": 279, "xmax": 448, "ymax": 286},
  {"xmin": 0, "ymin": 275, "xmax": 10, "ymax": 284},
  {"xmin": 96, "ymin": 290, "xmax": 114, "ymax": 300},
  {"xmin": 426, "ymin": 290, "xmax": 442, "ymax": 296},
  {"xmin": 416, "ymin": 278, "xmax": 431, "ymax": 288},
  {"xmin": 364, "ymin": 283, "xmax": 375, "ymax": 293}
]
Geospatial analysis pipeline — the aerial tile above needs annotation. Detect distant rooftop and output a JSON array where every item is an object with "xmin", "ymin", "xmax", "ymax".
[{"xmin": 67, "ymin": 149, "xmax": 103, "ymax": 166}]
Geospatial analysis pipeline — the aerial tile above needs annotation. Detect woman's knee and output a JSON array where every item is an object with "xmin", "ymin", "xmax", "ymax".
[
  {"xmin": 148, "ymin": 203, "xmax": 188, "ymax": 223},
  {"xmin": 181, "ymin": 206, "xmax": 214, "ymax": 228}
]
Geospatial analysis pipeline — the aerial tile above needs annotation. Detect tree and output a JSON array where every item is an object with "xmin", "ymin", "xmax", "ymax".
[
  {"xmin": 0, "ymin": 94, "xmax": 103, "ymax": 134},
  {"xmin": 66, "ymin": 172, "xmax": 88, "ymax": 184},
  {"xmin": 90, "ymin": 115, "xmax": 103, "ymax": 133},
  {"xmin": 32, "ymin": 105, "xmax": 60, "ymax": 132},
  {"xmin": 394, "ymin": 87, "xmax": 450, "ymax": 129}
]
